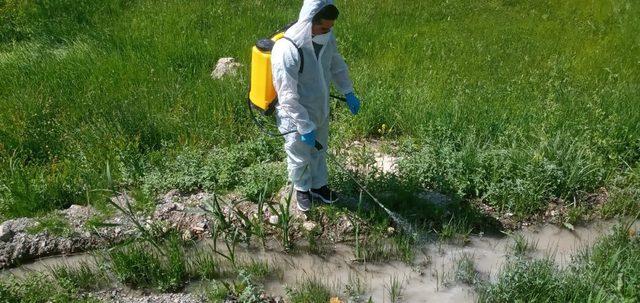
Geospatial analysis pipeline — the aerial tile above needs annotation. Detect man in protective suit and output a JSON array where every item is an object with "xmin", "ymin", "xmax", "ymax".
[{"xmin": 272, "ymin": 0, "xmax": 361, "ymax": 211}]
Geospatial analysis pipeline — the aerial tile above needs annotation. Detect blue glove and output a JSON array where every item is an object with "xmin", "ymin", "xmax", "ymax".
[
  {"xmin": 345, "ymin": 92, "xmax": 360, "ymax": 115},
  {"xmin": 300, "ymin": 130, "xmax": 316, "ymax": 147}
]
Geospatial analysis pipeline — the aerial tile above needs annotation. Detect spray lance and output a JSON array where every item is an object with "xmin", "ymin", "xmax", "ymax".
[
  {"xmin": 247, "ymin": 89, "xmax": 416, "ymax": 235},
  {"xmin": 247, "ymin": 90, "xmax": 416, "ymax": 237}
]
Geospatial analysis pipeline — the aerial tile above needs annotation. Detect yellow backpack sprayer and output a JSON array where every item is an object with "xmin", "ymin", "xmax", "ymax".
[
  {"xmin": 248, "ymin": 31, "xmax": 289, "ymax": 115},
  {"xmin": 248, "ymin": 22, "xmax": 302, "ymax": 115}
]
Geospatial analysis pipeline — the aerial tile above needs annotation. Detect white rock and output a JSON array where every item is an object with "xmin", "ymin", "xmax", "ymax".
[
  {"xmin": 269, "ymin": 215, "xmax": 279, "ymax": 225},
  {"xmin": 192, "ymin": 221, "xmax": 207, "ymax": 232},
  {"xmin": 374, "ymin": 153, "xmax": 400, "ymax": 174},
  {"xmin": 182, "ymin": 229, "xmax": 194, "ymax": 241},
  {"xmin": 303, "ymin": 221, "xmax": 317, "ymax": 231},
  {"xmin": 211, "ymin": 57, "xmax": 242, "ymax": 79}
]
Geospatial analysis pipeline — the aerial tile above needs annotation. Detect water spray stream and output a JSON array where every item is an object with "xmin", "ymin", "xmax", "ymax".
[{"xmin": 324, "ymin": 149, "xmax": 418, "ymax": 239}]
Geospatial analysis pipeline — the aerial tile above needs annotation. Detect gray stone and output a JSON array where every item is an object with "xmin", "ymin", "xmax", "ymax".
[
  {"xmin": 162, "ymin": 189, "xmax": 180, "ymax": 204},
  {"xmin": 415, "ymin": 191, "xmax": 453, "ymax": 206},
  {"xmin": 0, "ymin": 223, "xmax": 15, "ymax": 242},
  {"xmin": 303, "ymin": 221, "xmax": 317, "ymax": 231},
  {"xmin": 154, "ymin": 202, "xmax": 178, "ymax": 217},
  {"xmin": 211, "ymin": 57, "xmax": 242, "ymax": 79},
  {"xmin": 191, "ymin": 220, "xmax": 208, "ymax": 232}
]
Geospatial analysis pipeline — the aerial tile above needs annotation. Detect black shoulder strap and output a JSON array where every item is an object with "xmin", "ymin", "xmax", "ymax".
[{"xmin": 281, "ymin": 37, "xmax": 304, "ymax": 74}]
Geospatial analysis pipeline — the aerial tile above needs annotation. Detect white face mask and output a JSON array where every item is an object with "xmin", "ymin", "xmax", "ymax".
[{"xmin": 312, "ymin": 31, "xmax": 331, "ymax": 45}]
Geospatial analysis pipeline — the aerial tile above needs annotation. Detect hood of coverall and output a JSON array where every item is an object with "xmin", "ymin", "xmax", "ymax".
[{"xmin": 284, "ymin": 0, "xmax": 334, "ymax": 48}]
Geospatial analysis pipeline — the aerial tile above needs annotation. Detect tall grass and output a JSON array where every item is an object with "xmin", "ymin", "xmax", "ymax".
[
  {"xmin": 47, "ymin": 260, "xmax": 110, "ymax": 292},
  {"xmin": 1, "ymin": 0, "xmax": 639, "ymax": 219},
  {"xmin": 479, "ymin": 223, "xmax": 640, "ymax": 302},
  {"xmin": 286, "ymin": 276, "xmax": 333, "ymax": 303},
  {"xmin": 0, "ymin": 273, "xmax": 101, "ymax": 303},
  {"xmin": 108, "ymin": 234, "xmax": 188, "ymax": 292}
]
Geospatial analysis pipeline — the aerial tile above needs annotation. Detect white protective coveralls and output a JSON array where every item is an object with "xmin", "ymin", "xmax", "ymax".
[{"xmin": 271, "ymin": 0, "xmax": 354, "ymax": 192}]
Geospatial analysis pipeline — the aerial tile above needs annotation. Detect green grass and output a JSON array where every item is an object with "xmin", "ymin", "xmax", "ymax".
[
  {"xmin": 479, "ymin": 223, "xmax": 640, "ymax": 302},
  {"xmin": 1, "ymin": 0, "xmax": 639, "ymax": 222},
  {"xmin": 508, "ymin": 232, "xmax": 538, "ymax": 256},
  {"xmin": 455, "ymin": 253, "xmax": 480, "ymax": 286},
  {"xmin": 385, "ymin": 275, "xmax": 404, "ymax": 303},
  {"xmin": 602, "ymin": 163, "xmax": 640, "ymax": 219},
  {"xmin": 0, "ymin": 232, "xmax": 281, "ymax": 301},
  {"xmin": 108, "ymin": 234, "xmax": 188, "ymax": 292},
  {"xmin": 0, "ymin": 273, "xmax": 101, "ymax": 303},
  {"xmin": 330, "ymin": 143, "xmax": 503, "ymax": 240},
  {"xmin": 188, "ymin": 248, "xmax": 222, "ymax": 280},
  {"xmin": 26, "ymin": 212, "xmax": 73, "ymax": 237},
  {"xmin": 47, "ymin": 260, "xmax": 109, "ymax": 292},
  {"xmin": 352, "ymin": 218, "xmax": 416, "ymax": 263},
  {"xmin": 286, "ymin": 276, "xmax": 333, "ymax": 303},
  {"xmin": 344, "ymin": 273, "xmax": 367, "ymax": 302},
  {"xmin": 203, "ymin": 280, "xmax": 231, "ymax": 303}
]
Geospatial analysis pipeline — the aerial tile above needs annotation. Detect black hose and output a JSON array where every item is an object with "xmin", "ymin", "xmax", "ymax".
[
  {"xmin": 246, "ymin": 92, "xmax": 347, "ymax": 150},
  {"xmin": 246, "ymin": 97, "xmax": 296, "ymax": 137},
  {"xmin": 330, "ymin": 94, "xmax": 346, "ymax": 102},
  {"xmin": 246, "ymin": 95, "xmax": 345, "ymax": 136}
]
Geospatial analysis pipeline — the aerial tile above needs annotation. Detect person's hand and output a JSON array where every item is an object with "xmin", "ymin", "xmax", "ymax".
[
  {"xmin": 300, "ymin": 130, "xmax": 316, "ymax": 147},
  {"xmin": 345, "ymin": 92, "xmax": 360, "ymax": 115}
]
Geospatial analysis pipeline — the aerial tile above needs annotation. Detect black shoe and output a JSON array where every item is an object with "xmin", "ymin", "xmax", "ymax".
[
  {"xmin": 311, "ymin": 186, "xmax": 339, "ymax": 204},
  {"xmin": 296, "ymin": 190, "xmax": 312, "ymax": 212}
]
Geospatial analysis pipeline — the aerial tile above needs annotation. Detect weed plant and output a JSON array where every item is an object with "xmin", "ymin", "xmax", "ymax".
[
  {"xmin": 354, "ymin": 230, "xmax": 415, "ymax": 263},
  {"xmin": 344, "ymin": 273, "xmax": 367, "ymax": 303},
  {"xmin": 437, "ymin": 215, "xmax": 473, "ymax": 245},
  {"xmin": 286, "ymin": 276, "xmax": 333, "ymax": 303},
  {"xmin": 238, "ymin": 259, "xmax": 272, "ymax": 282},
  {"xmin": 508, "ymin": 232, "xmax": 538, "ymax": 256},
  {"xmin": 203, "ymin": 280, "xmax": 231, "ymax": 303},
  {"xmin": 0, "ymin": 273, "xmax": 100, "ymax": 303},
  {"xmin": 47, "ymin": 260, "xmax": 109, "ymax": 292},
  {"xmin": 385, "ymin": 275, "xmax": 404, "ymax": 303},
  {"xmin": 233, "ymin": 269, "xmax": 269, "ymax": 303},
  {"xmin": 188, "ymin": 247, "xmax": 222, "ymax": 280},
  {"xmin": 108, "ymin": 233, "xmax": 188, "ymax": 292},
  {"xmin": 26, "ymin": 212, "xmax": 73, "ymax": 237},
  {"xmin": 455, "ymin": 253, "xmax": 480, "ymax": 286},
  {"xmin": 267, "ymin": 188, "xmax": 295, "ymax": 251}
]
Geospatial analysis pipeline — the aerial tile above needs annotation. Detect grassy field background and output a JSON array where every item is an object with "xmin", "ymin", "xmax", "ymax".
[{"xmin": 0, "ymin": 0, "xmax": 639, "ymax": 220}]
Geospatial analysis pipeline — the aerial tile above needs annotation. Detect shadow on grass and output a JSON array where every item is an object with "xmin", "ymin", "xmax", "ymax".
[{"xmin": 331, "ymin": 173, "xmax": 504, "ymax": 240}]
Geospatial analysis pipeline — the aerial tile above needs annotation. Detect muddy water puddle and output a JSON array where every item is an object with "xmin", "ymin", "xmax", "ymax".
[
  {"xmin": 2, "ymin": 252, "xmax": 97, "ymax": 278},
  {"xmin": 215, "ymin": 220, "xmax": 622, "ymax": 302},
  {"xmin": 2, "ymin": 220, "xmax": 633, "ymax": 302}
]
